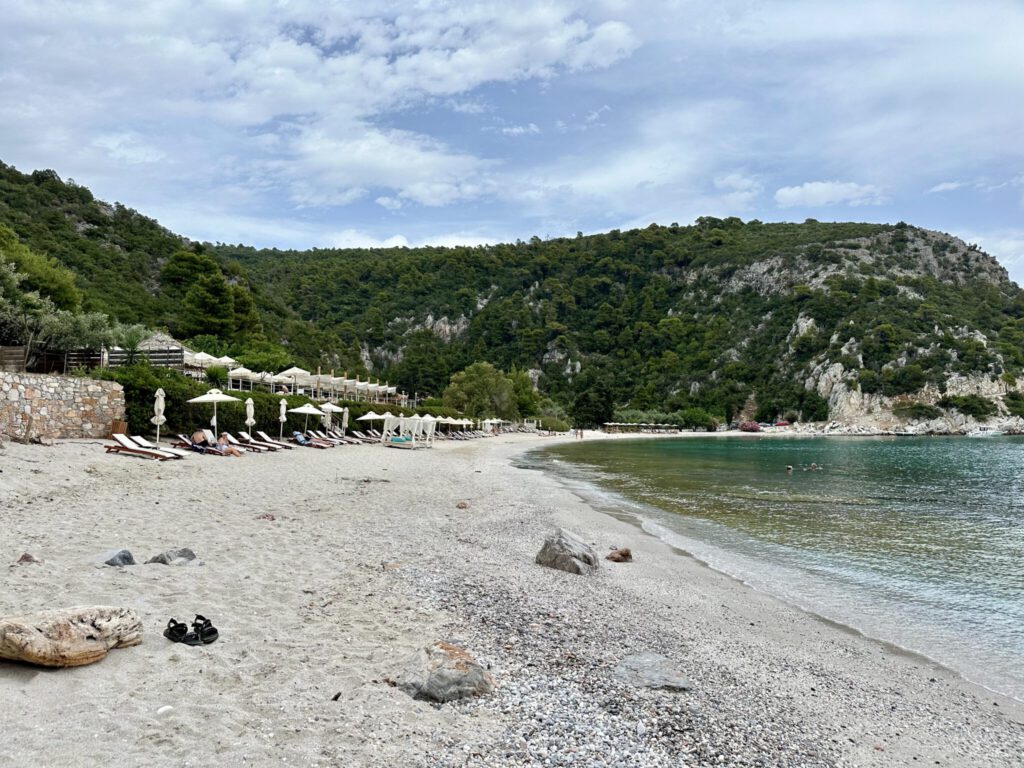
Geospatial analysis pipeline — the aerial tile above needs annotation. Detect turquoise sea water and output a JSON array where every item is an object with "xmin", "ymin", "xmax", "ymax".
[{"xmin": 525, "ymin": 436, "xmax": 1024, "ymax": 701}]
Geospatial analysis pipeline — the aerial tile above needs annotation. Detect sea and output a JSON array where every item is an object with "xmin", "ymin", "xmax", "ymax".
[{"xmin": 520, "ymin": 435, "xmax": 1024, "ymax": 702}]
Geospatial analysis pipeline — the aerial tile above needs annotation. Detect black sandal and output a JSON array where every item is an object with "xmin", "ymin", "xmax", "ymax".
[
  {"xmin": 163, "ymin": 618, "xmax": 188, "ymax": 642},
  {"xmin": 182, "ymin": 615, "xmax": 219, "ymax": 645}
]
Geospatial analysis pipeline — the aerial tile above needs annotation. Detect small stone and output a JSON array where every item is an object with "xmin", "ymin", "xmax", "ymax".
[
  {"xmin": 606, "ymin": 547, "xmax": 632, "ymax": 563},
  {"xmin": 146, "ymin": 548, "xmax": 197, "ymax": 565},
  {"xmin": 456, "ymin": 501, "xmax": 470, "ymax": 510},
  {"xmin": 104, "ymin": 550, "xmax": 136, "ymax": 567},
  {"xmin": 16, "ymin": 552, "xmax": 42, "ymax": 565}
]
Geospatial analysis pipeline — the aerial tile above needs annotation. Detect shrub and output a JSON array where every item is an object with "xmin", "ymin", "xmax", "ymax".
[
  {"xmin": 937, "ymin": 394, "xmax": 997, "ymax": 419},
  {"xmin": 893, "ymin": 401, "xmax": 943, "ymax": 420},
  {"xmin": 739, "ymin": 421, "xmax": 760, "ymax": 432}
]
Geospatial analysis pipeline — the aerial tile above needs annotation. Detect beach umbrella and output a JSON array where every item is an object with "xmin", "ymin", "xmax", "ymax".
[
  {"xmin": 357, "ymin": 410, "xmax": 382, "ymax": 421},
  {"xmin": 278, "ymin": 366, "xmax": 311, "ymax": 395},
  {"xmin": 341, "ymin": 407, "xmax": 350, "ymax": 434},
  {"xmin": 244, "ymin": 397, "xmax": 256, "ymax": 435},
  {"xmin": 216, "ymin": 355, "xmax": 237, "ymax": 367},
  {"xmin": 278, "ymin": 398, "xmax": 287, "ymax": 440},
  {"xmin": 150, "ymin": 388, "xmax": 167, "ymax": 447},
  {"xmin": 186, "ymin": 388, "xmax": 241, "ymax": 435},
  {"xmin": 320, "ymin": 402, "xmax": 345, "ymax": 431},
  {"xmin": 288, "ymin": 403, "xmax": 325, "ymax": 433}
]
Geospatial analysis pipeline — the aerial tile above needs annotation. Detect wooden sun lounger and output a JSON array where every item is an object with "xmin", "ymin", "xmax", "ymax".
[
  {"xmin": 174, "ymin": 434, "xmax": 226, "ymax": 455},
  {"xmin": 105, "ymin": 433, "xmax": 175, "ymax": 461},
  {"xmin": 256, "ymin": 430, "xmax": 294, "ymax": 449},
  {"xmin": 130, "ymin": 435, "xmax": 190, "ymax": 458},
  {"xmin": 310, "ymin": 429, "xmax": 345, "ymax": 445},
  {"xmin": 237, "ymin": 431, "xmax": 280, "ymax": 450},
  {"xmin": 224, "ymin": 432, "xmax": 270, "ymax": 452}
]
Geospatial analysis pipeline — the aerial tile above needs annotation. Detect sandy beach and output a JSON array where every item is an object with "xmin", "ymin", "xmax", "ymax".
[{"xmin": 2, "ymin": 431, "xmax": 1022, "ymax": 767}]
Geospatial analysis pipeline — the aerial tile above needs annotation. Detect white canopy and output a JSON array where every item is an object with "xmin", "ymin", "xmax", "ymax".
[
  {"xmin": 191, "ymin": 351, "xmax": 218, "ymax": 368},
  {"xmin": 357, "ymin": 411, "xmax": 383, "ymax": 421}
]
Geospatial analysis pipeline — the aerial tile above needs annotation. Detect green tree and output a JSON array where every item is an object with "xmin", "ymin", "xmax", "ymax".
[
  {"xmin": 443, "ymin": 362, "xmax": 517, "ymax": 419},
  {"xmin": 180, "ymin": 272, "xmax": 235, "ymax": 338},
  {"xmin": 509, "ymin": 366, "xmax": 540, "ymax": 417},
  {"xmin": 569, "ymin": 375, "xmax": 614, "ymax": 428},
  {"xmin": 0, "ymin": 224, "xmax": 81, "ymax": 309}
]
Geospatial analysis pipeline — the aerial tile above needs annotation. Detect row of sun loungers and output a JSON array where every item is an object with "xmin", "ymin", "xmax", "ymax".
[{"xmin": 104, "ymin": 423, "xmax": 506, "ymax": 461}]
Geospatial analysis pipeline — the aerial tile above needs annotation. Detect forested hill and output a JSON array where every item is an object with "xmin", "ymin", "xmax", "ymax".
[
  {"xmin": 3, "ymin": 160, "xmax": 1024, "ymax": 423},
  {"xmin": 217, "ymin": 220, "xmax": 1024, "ymax": 421}
]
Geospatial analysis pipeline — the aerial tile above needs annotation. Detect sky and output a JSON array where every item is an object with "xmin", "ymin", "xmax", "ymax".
[{"xmin": 3, "ymin": 1, "xmax": 1023, "ymax": 281}]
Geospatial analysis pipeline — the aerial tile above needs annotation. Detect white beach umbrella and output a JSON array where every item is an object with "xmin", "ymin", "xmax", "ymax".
[
  {"xmin": 341, "ymin": 407, "xmax": 350, "ymax": 434},
  {"xmin": 357, "ymin": 410, "xmax": 382, "ymax": 421},
  {"xmin": 151, "ymin": 388, "xmax": 167, "ymax": 447},
  {"xmin": 186, "ymin": 388, "xmax": 241, "ymax": 435},
  {"xmin": 216, "ymin": 355, "xmax": 237, "ymax": 367},
  {"xmin": 288, "ymin": 403, "xmax": 325, "ymax": 432},
  {"xmin": 278, "ymin": 398, "xmax": 288, "ymax": 440},
  {"xmin": 244, "ymin": 397, "xmax": 256, "ymax": 434}
]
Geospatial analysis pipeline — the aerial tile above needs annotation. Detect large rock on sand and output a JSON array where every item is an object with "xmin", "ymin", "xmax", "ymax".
[
  {"xmin": 535, "ymin": 528, "xmax": 598, "ymax": 575},
  {"xmin": 397, "ymin": 642, "xmax": 494, "ymax": 702},
  {"xmin": 146, "ymin": 548, "xmax": 197, "ymax": 565},
  {"xmin": 0, "ymin": 606, "xmax": 143, "ymax": 667},
  {"xmin": 614, "ymin": 652, "xmax": 692, "ymax": 691}
]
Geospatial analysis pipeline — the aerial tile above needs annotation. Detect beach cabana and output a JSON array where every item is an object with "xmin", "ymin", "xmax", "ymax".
[
  {"xmin": 228, "ymin": 366, "xmax": 254, "ymax": 391},
  {"xmin": 278, "ymin": 366, "xmax": 312, "ymax": 395}
]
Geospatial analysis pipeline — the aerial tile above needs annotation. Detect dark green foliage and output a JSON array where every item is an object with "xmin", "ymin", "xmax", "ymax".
[
  {"xmin": 1005, "ymin": 391, "xmax": 1024, "ymax": 417},
  {"xmin": 4, "ymin": 161, "xmax": 1023, "ymax": 422},
  {"xmin": 893, "ymin": 402, "xmax": 943, "ymax": 420},
  {"xmin": 937, "ymin": 394, "xmax": 997, "ymax": 419}
]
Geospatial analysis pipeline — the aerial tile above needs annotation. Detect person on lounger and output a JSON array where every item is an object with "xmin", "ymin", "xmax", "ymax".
[
  {"xmin": 293, "ymin": 430, "xmax": 313, "ymax": 446},
  {"xmin": 217, "ymin": 432, "xmax": 244, "ymax": 457},
  {"xmin": 189, "ymin": 429, "xmax": 213, "ymax": 454}
]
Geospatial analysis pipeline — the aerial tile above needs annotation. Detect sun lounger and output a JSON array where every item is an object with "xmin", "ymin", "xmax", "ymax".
[
  {"xmin": 130, "ymin": 435, "xmax": 190, "ymax": 458},
  {"xmin": 291, "ymin": 431, "xmax": 328, "ymax": 448},
  {"xmin": 311, "ymin": 429, "xmax": 345, "ymax": 445},
  {"xmin": 175, "ymin": 433, "xmax": 226, "ymax": 455},
  {"xmin": 105, "ymin": 433, "xmax": 175, "ymax": 461},
  {"xmin": 349, "ymin": 430, "xmax": 378, "ymax": 443},
  {"xmin": 256, "ymin": 430, "xmax": 294, "ymax": 449},
  {"xmin": 384, "ymin": 435, "xmax": 416, "ymax": 449},
  {"xmin": 224, "ymin": 432, "xmax": 270, "ymax": 452},
  {"xmin": 237, "ymin": 431, "xmax": 280, "ymax": 450},
  {"xmin": 326, "ymin": 428, "xmax": 363, "ymax": 445}
]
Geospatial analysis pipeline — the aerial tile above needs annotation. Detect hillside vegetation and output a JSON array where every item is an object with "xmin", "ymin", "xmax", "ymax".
[{"xmin": 3, "ymin": 160, "xmax": 1023, "ymax": 424}]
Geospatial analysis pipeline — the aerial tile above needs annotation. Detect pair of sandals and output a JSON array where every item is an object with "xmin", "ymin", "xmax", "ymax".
[{"xmin": 163, "ymin": 615, "xmax": 219, "ymax": 645}]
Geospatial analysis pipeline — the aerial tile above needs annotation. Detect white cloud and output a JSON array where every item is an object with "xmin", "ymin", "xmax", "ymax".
[
  {"xmin": 375, "ymin": 196, "xmax": 403, "ymax": 211},
  {"xmin": 501, "ymin": 123, "xmax": 541, "ymax": 136},
  {"xmin": 774, "ymin": 181, "xmax": 887, "ymax": 208},
  {"xmin": 960, "ymin": 229, "xmax": 1024, "ymax": 285},
  {"xmin": 328, "ymin": 230, "xmax": 410, "ymax": 249},
  {"xmin": 927, "ymin": 181, "xmax": 965, "ymax": 194}
]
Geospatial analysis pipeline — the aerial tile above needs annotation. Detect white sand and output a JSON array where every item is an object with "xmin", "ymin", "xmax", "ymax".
[{"xmin": 1, "ymin": 432, "xmax": 1022, "ymax": 767}]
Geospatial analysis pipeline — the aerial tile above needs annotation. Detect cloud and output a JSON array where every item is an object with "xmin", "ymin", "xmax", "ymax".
[
  {"xmin": 927, "ymin": 181, "xmax": 965, "ymax": 194},
  {"xmin": 774, "ymin": 181, "xmax": 887, "ymax": 208},
  {"xmin": 500, "ymin": 123, "xmax": 541, "ymax": 136},
  {"xmin": 375, "ymin": 196, "xmax": 403, "ymax": 211}
]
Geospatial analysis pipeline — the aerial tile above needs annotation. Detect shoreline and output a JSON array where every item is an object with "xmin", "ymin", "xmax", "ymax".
[
  {"xmin": 2, "ymin": 432, "xmax": 1023, "ymax": 766},
  {"xmin": 522, "ymin": 436, "xmax": 1024, "ymax": 709}
]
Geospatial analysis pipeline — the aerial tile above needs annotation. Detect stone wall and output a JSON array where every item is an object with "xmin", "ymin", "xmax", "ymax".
[{"xmin": 0, "ymin": 372, "xmax": 125, "ymax": 439}]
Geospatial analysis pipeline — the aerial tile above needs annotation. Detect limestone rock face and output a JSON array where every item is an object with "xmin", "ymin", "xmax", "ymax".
[
  {"xmin": 535, "ymin": 528, "xmax": 598, "ymax": 575},
  {"xmin": 397, "ymin": 642, "xmax": 494, "ymax": 702},
  {"xmin": 0, "ymin": 606, "xmax": 143, "ymax": 667}
]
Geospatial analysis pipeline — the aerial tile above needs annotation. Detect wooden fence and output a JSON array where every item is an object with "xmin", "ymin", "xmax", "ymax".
[{"xmin": 0, "ymin": 345, "xmax": 28, "ymax": 372}]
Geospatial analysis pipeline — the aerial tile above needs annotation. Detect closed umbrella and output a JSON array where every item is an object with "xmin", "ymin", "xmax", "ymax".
[
  {"xmin": 151, "ymin": 388, "xmax": 167, "ymax": 447},
  {"xmin": 288, "ymin": 403, "xmax": 326, "ymax": 433},
  {"xmin": 244, "ymin": 397, "xmax": 256, "ymax": 436},
  {"xmin": 320, "ymin": 402, "xmax": 345, "ymax": 432},
  {"xmin": 341, "ymin": 407, "xmax": 350, "ymax": 435},
  {"xmin": 279, "ymin": 398, "xmax": 287, "ymax": 440},
  {"xmin": 186, "ymin": 388, "xmax": 241, "ymax": 436}
]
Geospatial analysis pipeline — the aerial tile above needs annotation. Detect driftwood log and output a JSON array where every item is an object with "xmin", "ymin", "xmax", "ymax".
[{"xmin": 0, "ymin": 606, "xmax": 143, "ymax": 667}]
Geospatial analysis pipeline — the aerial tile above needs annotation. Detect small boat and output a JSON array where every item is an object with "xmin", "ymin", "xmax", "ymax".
[{"xmin": 966, "ymin": 427, "xmax": 1004, "ymax": 437}]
